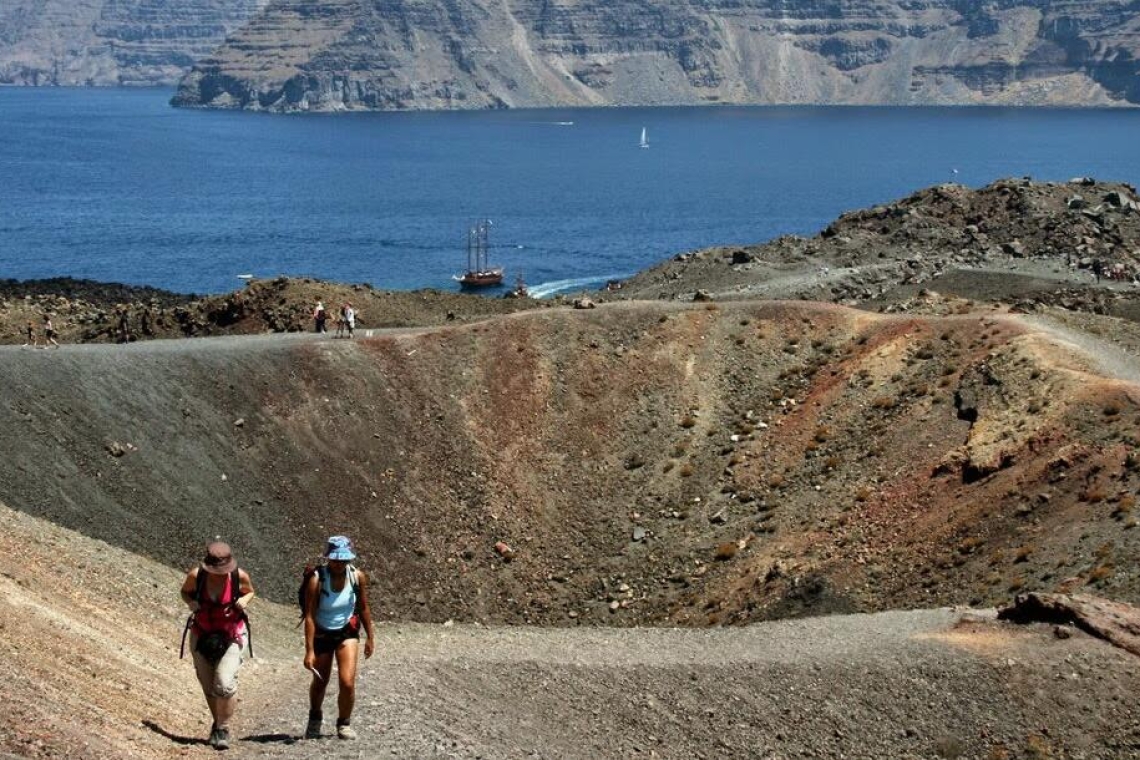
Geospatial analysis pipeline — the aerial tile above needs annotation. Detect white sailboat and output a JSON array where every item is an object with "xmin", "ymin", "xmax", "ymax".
[{"xmin": 639, "ymin": 127, "xmax": 649, "ymax": 149}]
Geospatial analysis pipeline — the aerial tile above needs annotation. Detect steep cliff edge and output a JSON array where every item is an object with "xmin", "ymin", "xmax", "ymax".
[
  {"xmin": 0, "ymin": 0, "xmax": 267, "ymax": 86},
  {"xmin": 172, "ymin": 0, "xmax": 1140, "ymax": 112}
]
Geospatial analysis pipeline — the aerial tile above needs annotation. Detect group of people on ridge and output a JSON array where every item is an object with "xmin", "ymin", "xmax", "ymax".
[
  {"xmin": 313, "ymin": 300, "xmax": 357, "ymax": 337},
  {"xmin": 180, "ymin": 535, "xmax": 374, "ymax": 750},
  {"xmin": 22, "ymin": 314, "xmax": 59, "ymax": 348}
]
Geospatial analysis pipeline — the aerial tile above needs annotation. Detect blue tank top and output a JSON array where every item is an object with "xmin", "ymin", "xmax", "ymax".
[{"xmin": 315, "ymin": 566, "xmax": 356, "ymax": 631}]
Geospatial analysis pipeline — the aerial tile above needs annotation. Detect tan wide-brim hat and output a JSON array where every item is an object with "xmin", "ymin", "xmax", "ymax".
[{"xmin": 201, "ymin": 541, "xmax": 237, "ymax": 575}]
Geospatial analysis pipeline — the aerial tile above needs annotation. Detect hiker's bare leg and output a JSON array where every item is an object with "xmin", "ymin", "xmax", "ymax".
[
  {"xmin": 335, "ymin": 639, "xmax": 359, "ymax": 721},
  {"xmin": 214, "ymin": 695, "xmax": 235, "ymax": 728},
  {"xmin": 309, "ymin": 651, "xmax": 335, "ymax": 712}
]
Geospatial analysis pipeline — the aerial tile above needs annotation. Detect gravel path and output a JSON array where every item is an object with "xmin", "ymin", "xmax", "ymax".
[{"xmin": 231, "ymin": 610, "xmax": 1140, "ymax": 760}]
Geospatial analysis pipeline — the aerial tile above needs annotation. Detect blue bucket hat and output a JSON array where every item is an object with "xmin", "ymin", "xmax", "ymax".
[{"xmin": 324, "ymin": 535, "xmax": 356, "ymax": 561}]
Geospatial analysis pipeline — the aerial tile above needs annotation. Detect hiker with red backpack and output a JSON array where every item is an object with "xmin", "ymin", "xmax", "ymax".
[
  {"xmin": 301, "ymin": 535, "xmax": 375, "ymax": 740},
  {"xmin": 179, "ymin": 540, "xmax": 256, "ymax": 750}
]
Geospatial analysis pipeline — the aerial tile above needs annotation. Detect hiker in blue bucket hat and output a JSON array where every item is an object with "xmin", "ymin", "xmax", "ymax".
[{"xmin": 300, "ymin": 535, "xmax": 375, "ymax": 740}]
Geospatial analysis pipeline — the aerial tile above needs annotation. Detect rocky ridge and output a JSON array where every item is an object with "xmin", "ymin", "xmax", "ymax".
[
  {"xmin": 614, "ymin": 177, "xmax": 1140, "ymax": 314},
  {"xmin": 172, "ymin": 0, "xmax": 1140, "ymax": 112}
]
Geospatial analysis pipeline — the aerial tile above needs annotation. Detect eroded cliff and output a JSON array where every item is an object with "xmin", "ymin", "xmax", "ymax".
[
  {"xmin": 0, "ymin": 0, "xmax": 267, "ymax": 85},
  {"xmin": 171, "ymin": 0, "xmax": 1140, "ymax": 111}
]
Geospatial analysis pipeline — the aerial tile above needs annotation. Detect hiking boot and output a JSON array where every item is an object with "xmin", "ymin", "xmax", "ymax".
[
  {"xmin": 213, "ymin": 727, "xmax": 230, "ymax": 750},
  {"xmin": 336, "ymin": 724, "xmax": 358, "ymax": 740},
  {"xmin": 304, "ymin": 719, "xmax": 322, "ymax": 739},
  {"xmin": 207, "ymin": 725, "xmax": 220, "ymax": 748}
]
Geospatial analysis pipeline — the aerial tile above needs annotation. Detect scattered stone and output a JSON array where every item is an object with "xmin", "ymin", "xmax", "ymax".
[{"xmin": 631, "ymin": 527, "xmax": 647, "ymax": 543}]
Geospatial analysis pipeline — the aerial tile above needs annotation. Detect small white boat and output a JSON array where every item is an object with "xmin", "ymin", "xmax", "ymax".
[{"xmin": 639, "ymin": 127, "xmax": 649, "ymax": 149}]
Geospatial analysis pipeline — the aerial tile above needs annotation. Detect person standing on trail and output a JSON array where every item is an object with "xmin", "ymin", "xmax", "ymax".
[
  {"xmin": 302, "ymin": 536, "xmax": 375, "ymax": 740},
  {"xmin": 343, "ymin": 303, "xmax": 356, "ymax": 338},
  {"xmin": 23, "ymin": 320, "xmax": 36, "ymax": 347},
  {"xmin": 42, "ymin": 314, "xmax": 59, "ymax": 347},
  {"xmin": 180, "ymin": 541, "xmax": 256, "ymax": 750},
  {"xmin": 334, "ymin": 304, "xmax": 347, "ymax": 338},
  {"xmin": 314, "ymin": 301, "xmax": 328, "ymax": 334}
]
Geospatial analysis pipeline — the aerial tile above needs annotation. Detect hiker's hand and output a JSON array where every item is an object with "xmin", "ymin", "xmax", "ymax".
[
  {"xmin": 364, "ymin": 638, "xmax": 375, "ymax": 659},
  {"xmin": 303, "ymin": 652, "xmax": 316, "ymax": 671},
  {"xmin": 232, "ymin": 598, "xmax": 246, "ymax": 612}
]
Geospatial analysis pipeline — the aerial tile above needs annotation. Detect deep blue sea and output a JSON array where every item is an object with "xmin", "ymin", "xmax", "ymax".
[{"xmin": 2, "ymin": 88, "xmax": 1140, "ymax": 297}]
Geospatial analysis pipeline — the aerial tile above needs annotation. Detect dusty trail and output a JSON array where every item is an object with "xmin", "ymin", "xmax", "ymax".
[
  {"xmin": 1020, "ymin": 314, "xmax": 1140, "ymax": 386},
  {"xmin": 227, "ymin": 611, "xmax": 1140, "ymax": 760}
]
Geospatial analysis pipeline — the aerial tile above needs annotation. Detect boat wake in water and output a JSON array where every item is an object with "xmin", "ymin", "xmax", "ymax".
[{"xmin": 528, "ymin": 274, "xmax": 626, "ymax": 299}]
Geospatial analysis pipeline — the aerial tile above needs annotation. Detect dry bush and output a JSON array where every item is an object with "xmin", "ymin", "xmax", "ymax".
[
  {"xmin": 672, "ymin": 441, "xmax": 690, "ymax": 457},
  {"xmin": 679, "ymin": 463, "xmax": 695, "ymax": 478},
  {"xmin": 871, "ymin": 395, "xmax": 896, "ymax": 410},
  {"xmin": 1025, "ymin": 734, "xmax": 1053, "ymax": 759},
  {"xmin": 1008, "ymin": 575, "xmax": 1026, "ymax": 591},
  {"xmin": 1013, "ymin": 545, "xmax": 1033, "ymax": 563},
  {"xmin": 957, "ymin": 536, "xmax": 984, "ymax": 555},
  {"xmin": 1088, "ymin": 564, "xmax": 1114, "ymax": 583},
  {"xmin": 814, "ymin": 426, "xmax": 831, "ymax": 443},
  {"xmin": 714, "ymin": 542, "xmax": 738, "ymax": 561},
  {"xmin": 1081, "ymin": 484, "xmax": 1108, "ymax": 503},
  {"xmin": 805, "ymin": 440, "xmax": 819, "ymax": 453},
  {"xmin": 768, "ymin": 473, "xmax": 786, "ymax": 489},
  {"xmin": 1104, "ymin": 402, "xmax": 1122, "ymax": 417},
  {"xmin": 1112, "ymin": 495, "xmax": 1135, "ymax": 518},
  {"xmin": 854, "ymin": 485, "xmax": 873, "ymax": 502},
  {"xmin": 679, "ymin": 415, "xmax": 697, "ymax": 429},
  {"xmin": 1094, "ymin": 541, "xmax": 1114, "ymax": 560},
  {"xmin": 824, "ymin": 455, "xmax": 841, "ymax": 470}
]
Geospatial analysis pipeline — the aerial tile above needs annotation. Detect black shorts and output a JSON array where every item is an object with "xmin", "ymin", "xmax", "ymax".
[{"xmin": 314, "ymin": 621, "xmax": 359, "ymax": 655}]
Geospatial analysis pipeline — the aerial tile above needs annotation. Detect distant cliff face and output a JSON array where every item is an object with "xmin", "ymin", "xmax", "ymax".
[
  {"xmin": 170, "ymin": 0, "xmax": 1140, "ymax": 112},
  {"xmin": 0, "ymin": 0, "xmax": 267, "ymax": 86}
]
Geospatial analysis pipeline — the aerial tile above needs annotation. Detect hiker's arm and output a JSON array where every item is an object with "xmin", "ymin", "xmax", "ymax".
[
  {"xmin": 302, "ymin": 574, "xmax": 320, "ymax": 670},
  {"xmin": 234, "ymin": 569, "xmax": 255, "ymax": 611},
  {"xmin": 357, "ymin": 570, "xmax": 376, "ymax": 658},
  {"xmin": 179, "ymin": 569, "xmax": 199, "ymax": 610}
]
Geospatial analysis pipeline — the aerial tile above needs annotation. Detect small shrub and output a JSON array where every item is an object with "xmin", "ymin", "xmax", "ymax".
[
  {"xmin": 768, "ymin": 473, "xmax": 786, "ymax": 489},
  {"xmin": 1025, "ymin": 734, "xmax": 1053, "ymax": 759},
  {"xmin": 1104, "ymin": 402, "xmax": 1122, "ymax": 417},
  {"xmin": 1013, "ymin": 545, "xmax": 1033, "ymax": 563},
  {"xmin": 871, "ymin": 395, "xmax": 896, "ymax": 410},
  {"xmin": 854, "ymin": 486, "xmax": 873, "ymax": 502},
  {"xmin": 1088, "ymin": 564, "xmax": 1114, "ymax": 583},
  {"xmin": 814, "ymin": 426, "xmax": 831, "ymax": 443},
  {"xmin": 1081, "ymin": 484, "xmax": 1108, "ymax": 503},
  {"xmin": 1112, "ymin": 495, "xmax": 1135, "ymax": 518},
  {"xmin": 679, "ymin": 415, "xmax": 697, "ymax": 429},
  {"xmin": 673, "ymin": 441, "xmax": 690, "ymax": 457},
  {"xmin": 714, "ymin": 542, "xmax": 738, "ymax": 561},
  {"xmin": 1008, "ymin": 575, "xmax": 1026, "ymax": 591},
  {"xmin": 824, "ymin": 455, "xmax": 841, "ymax": 470},
  {"xmin": 957, "ymin": 536, "xmax": 984, "ymax": 555},
  {"xmin": 679, "ymin": 463, "xmax": 695, "ymax": 478},
  {"xmin": 805, "ymin": 440, "xmax": 819, "ymax": 452}
]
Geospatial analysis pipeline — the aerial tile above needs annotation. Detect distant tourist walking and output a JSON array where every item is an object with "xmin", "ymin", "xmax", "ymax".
[
  {"xmin": 314, "ymin": 301, "xmax": 328, "ymax": 334},
  {"xmin": 42, "ymin": 315, "xmax": 59, "ymax": 347},
  {"xmin": 301, "ymin": 536, "xmax": 375, "ymax": 740},
  {"xmin": 343, "ymin": 304, "xmax": 356, "ymax": 338},
  {"xmin": 334, "ymin": 304, "xmax": 347, "ymax": 338},
  {"xmin": 180, "ymin": 540, "xmax": 256, "ymax": 750},
  {"xmin": 23, "ymin": 320, "xmax": 36, "ymax": 347}
]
